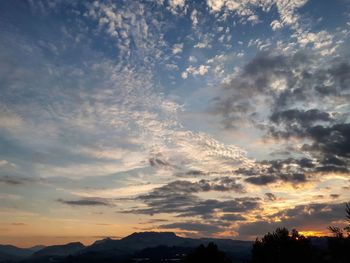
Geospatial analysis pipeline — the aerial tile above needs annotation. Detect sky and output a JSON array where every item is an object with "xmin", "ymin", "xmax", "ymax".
[{"xmin": 0, "ymin": 0, "xmax": 350, "ymax": 247}]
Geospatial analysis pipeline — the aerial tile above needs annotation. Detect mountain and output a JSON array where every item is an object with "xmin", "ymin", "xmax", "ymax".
[
  {"xmin": 32, "ymin": 242, "xmax": 85, "ymax": 258},
  {"xmin": 26, "ymin": 246, "xmax": 46, "ymax": 253},
  {"xmin": 81, "ymin": 232, "xmax": 252, "ymax": 262},
  {"xmin": 86, "ymin": 231, "xmax": 252, "ymax": 252},
  {"xmin": 0, "ymin": 245, "xmax": 34, "ymax": 262},
  {"xmin": 0, "ymin": 232, "xmax": 253, "ymax": 263}
]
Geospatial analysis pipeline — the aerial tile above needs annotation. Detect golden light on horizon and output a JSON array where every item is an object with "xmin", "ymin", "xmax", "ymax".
[{"xmin": 298, "ymin": 230, "xmax": 328, "ymax": 237}]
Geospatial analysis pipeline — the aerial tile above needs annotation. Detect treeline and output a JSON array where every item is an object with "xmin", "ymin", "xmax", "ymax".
[
  {"xmin": 250, "ymin": 203, "xmax": 350, "ymax": 263},
  {"xmin": 249, "ymin": 227, "xmax": 348, "ymax": 263}
]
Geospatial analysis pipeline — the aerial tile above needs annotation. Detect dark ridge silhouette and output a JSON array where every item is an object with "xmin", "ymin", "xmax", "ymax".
[
  {"xmin": 32, "ymin": 242, "xmax": 85, "ymax": 257},
  {"xmin": 0, "ymin": 232, "xmax": 252, "ymax": 263},
  {"xmin": 0, "ymin": 245, "xmax": 42, "ymax": 261},
  {"xmin": 0, "ymin": 245, "xmax": 31, "ymax": 262}
]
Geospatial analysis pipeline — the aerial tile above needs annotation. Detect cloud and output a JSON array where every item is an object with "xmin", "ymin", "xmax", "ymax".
[
  {"xmin": 270, "ymin": 20, "xmax": 283, "ymax": 31},
  {"xmin": 0, "ymin": 176, "xmax": 24, "ymax": 185},
  {"xmin": 236, "ymin": 158, "xmax": 314, "ymax": 186},
  {"xmin": 0, "ymin": 176, "xmax": 37, "ymax": 186},
  {"xmin": 191, "ymin": 9, "xmax": 198, "ymax": 27},
  {"xmin": 172, "ymin": 43, "xmax": 184, "ymax": 54},
  {"xmin": 0, "ymin": 107, "xmax": 25, "ymax": 130},
  {"xmin": 168, "ymin": 0, "xmax": 186, "ymax": 14},
  {"xmin": 303, "ymin": 124, "xmax": 350, "ymax": 159},
  {"xmin": 220, "ymin": 213, "xmax": 246, "ymax": 221},
  {"xmin": 149, "ymin": 157, "xmax": 173, "ymax": 168},
  {"xmin": 296, "ymin": 30, "xmax": 334, "ymax": 51},
  {"xmin": 159, "ymin": 221, "xmax": 224, "ymax": 236},
  {"xmin": 182, "ymin": 65, "xmax": 210, "ymax": 79},
  {"xmin": 57, "ymin": 198, "xmax": 111, "ymax": 206},
  {"xmin": 213, "ymin": 51, "xmax": 350, "ymax": 128},
  {"xmin": 126, "ymin": 180, "xmax": 259, "ymax": 219},
  {"xmin": 194, "ymin": 41, "xmax": 209, "ymax": 49},
  {"xmin": 206, "ymin": 0, "xmax": 308, "ymax": 29},
  {"xmin": 265, "ymin": 193, "xmax": 277, "ymax": 201},
  {"xmin": 270, "ymin": 109, "xmax": 332, "ymax": 126},
  {"xmin": 212, "ymin": 51, "xmax": 350, "ymax": 185},
  {"xmin": 212, "ymin": 51, "xmax": 304, "ymax": 128},
  {"xmin": 152, "ymin": 178, "xmax": 244, "ymax": 195}
]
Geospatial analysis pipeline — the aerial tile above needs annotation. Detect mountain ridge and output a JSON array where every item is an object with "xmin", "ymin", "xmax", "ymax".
[{"xmin": 0, "ymin": 231, "xmax": 254, "ymax": 263}]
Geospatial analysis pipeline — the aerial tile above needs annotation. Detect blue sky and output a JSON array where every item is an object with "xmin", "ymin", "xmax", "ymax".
[{"xmin": 1, "ymin": 0, "xmax": 350, "ymax": 246}]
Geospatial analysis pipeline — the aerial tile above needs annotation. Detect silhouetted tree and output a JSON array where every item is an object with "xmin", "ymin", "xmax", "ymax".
[
  {"xmin": 328, "ymin": 202, "xmax": 350, "ymax": 237},
  {"xmin": 251, "ymin": 227, "xmax": 312, "ymax": 263},
  {"xmin": 185, "ymin": 242, "xmax": 232, "ymax": 263},
  {"xmin": 327, "ymin": 202, "xmax": 350, "ymax": 263}
]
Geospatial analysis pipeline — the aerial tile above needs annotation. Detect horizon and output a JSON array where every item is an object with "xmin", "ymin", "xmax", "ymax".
[
  {"xmin": 0, "ymin": 230, "xmax": 332, "ymax": 249},
  {"xmin": 1, "ymin": 0, "xmax": 350, "ymax": 248}
]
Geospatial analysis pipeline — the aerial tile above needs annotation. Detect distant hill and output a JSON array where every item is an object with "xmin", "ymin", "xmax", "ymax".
[
  {"xmin": 26, "ymin": 246, "xmax": 46, "ymax": 254},
  {"xmin": 0, "ymin": 232, "xmax": 253, "ymax": 263},
  {"xmin": 0, "ymin": 245, "xmax": 34, "ymax": 262},
  {"xmin": 32, "ymin": 242, "xmax": 85, "ymax": 257}
]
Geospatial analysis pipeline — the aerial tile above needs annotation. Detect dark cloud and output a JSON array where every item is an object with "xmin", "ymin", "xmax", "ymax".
[
  {"xmin": 0, "ymin": 176, "xmax": 24, "ymax": 185},
  {"xmin": 57, "ymin": 198, "xmax": 111, "ymax": 206},
  {"xmin": 265, "ymin": 193, "xmax": 277, "ymax": 201},
  {"xmin": 126, "ymin": 180, "xmax": 259, "ymax": 219},
  {"xmin": 269, "ymin": 121, "xmax": 350, "ymax": 175},
  {"xmin": 327, "ymin": 61, "xmax": 350, "ymax": 91},
  {"xmin": 0, "ymin": 175, "xmax": 38, "ymax": 185},
  {"xmin": 212, "ymin": 51, "xmax": 350, "ymax": 186},
  {"xmin": 236, "ymin": 158, "xmax": 312, "ymax": 186},
  {"xmin": 212, "ymin": 51, "xmax": 313, "ymax": 128},
  {"xmin": 141, "ymin": 179, "xmax": 245, "ymax": 195},
  {"xmin": 270, "ymin": 109, "xmax": 332, "ymax": 126},
  {"xmin": 270, "ymin": 121, "xmax": 350, "ymax": 162},
  {"xmin": 330, "ymin": 194, "xmax": 340, "ymax": 199},
  {"xmin": 245, "ymin": 175, "xmax": 278, "ymax": 185},
  {"xmin": 175, "ymin": 169, "xmax": 206, "ymax": 177},
  {"xmin": 149, "ymin": 157, "xmax": 172, "ymax": 168},
  {"xmin": 177, "ymin": 198, "xmax": 260, "ymax": 219},
  {"xmin": 237, "ymin": 151, "xmax": 349, "ymax": 186},
  {"xmin": 304, "ymin": 123, "xmax": 350, "ymax": 159},
  {"xmin": 146, "ymin": 219, "xmax": 169, "ymax": 224}
]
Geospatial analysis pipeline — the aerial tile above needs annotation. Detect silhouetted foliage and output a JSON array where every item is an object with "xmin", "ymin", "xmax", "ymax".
[
  {"xmin": 328, "ymin": 202, "xmax": 350, "ymax": 238},
  {"xmin": 185, "ymin": 243, "xmax": 232, "ymax": 263},
  {"xmin": 327, "ymin": 202, "xmax": 350, "ymax": 263},
  {"xmin": 251, "ymin": 228, "xmax": 312, "ymax": 263},
  {"xmin": 249, "ymin": 202, "xmax": 350, "ymax": 263}
]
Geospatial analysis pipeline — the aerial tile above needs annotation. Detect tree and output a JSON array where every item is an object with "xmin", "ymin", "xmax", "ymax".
[
  {"xmin": 185, "ymin": 242, "xmax": 232, "ymax": 263},
  {"xmin": 327, "ymin": 202, "xmax": 350, "ymax": 263},
  {"xmin": 328, "ymin": 202, "xmax": 350, "ymax": 238},
  {"xmin": 251, "ymin": 228, "xmax": 312, "ymax": 263}
]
